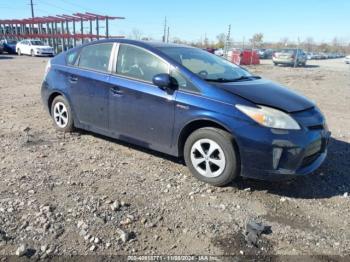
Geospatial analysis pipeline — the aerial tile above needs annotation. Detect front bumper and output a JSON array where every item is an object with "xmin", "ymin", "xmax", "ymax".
[
  {"xmin": 36, "ymin": 50, "xmax": 54, "ymax": 56},
  {"xmin": 233, "ymin": 119, "xmax": 330, "ymax": 181}
]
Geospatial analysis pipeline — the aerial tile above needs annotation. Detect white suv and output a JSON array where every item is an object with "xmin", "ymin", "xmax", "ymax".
[{"xmin": 16, "ymin": 40, "xmax": 54, "ymax": 57}]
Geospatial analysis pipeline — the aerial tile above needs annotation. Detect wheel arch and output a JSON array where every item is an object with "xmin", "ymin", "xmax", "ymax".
[
  {"xmin": 177, "ymin": 119, "xmax": 240, "ymax": 157},
  {"xmin": 48, "ymin": 91, "xmax": 65, "ymax": 115}
]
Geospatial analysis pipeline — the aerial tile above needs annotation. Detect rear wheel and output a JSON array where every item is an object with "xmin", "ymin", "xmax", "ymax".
[
  {"xmin": 50, "ymin": 96, "xmax": 74, "ymax": 132},
  {"xmin": 184, "ymin": 127, "xmax": 239, "ymax": 186},
  {"xmin": 17, "ymin": 49, "xmax": 21, "ymax": 56}
]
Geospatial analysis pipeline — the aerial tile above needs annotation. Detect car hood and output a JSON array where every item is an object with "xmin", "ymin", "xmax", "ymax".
[{"xmin": 213, "ymin": 78, "xmax": 314, "ymax": 113}]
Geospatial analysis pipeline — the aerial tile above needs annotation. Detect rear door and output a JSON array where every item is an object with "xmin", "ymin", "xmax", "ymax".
[
  {"xmin": 69, "ymin": 43, "xmax": 114, "ymax": 131},
  {"xmin": 108, "ymin": 44, "xmax": 175, "ymax": 152}
]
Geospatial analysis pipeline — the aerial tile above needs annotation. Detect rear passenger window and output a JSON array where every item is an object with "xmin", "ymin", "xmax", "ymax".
[{"xmin": 78, "ymin": 43, "xmax": 113, "ymax": 72}]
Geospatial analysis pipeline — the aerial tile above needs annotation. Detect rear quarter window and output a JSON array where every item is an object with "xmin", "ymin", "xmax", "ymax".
[{"xmin": 66, "ymin": 50, "xmax": 79, "ymax": 66}]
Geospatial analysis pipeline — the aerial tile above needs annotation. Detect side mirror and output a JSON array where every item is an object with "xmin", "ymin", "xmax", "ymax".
[{"xmin": 152, "ymin": 73, "xmax": 175, "ymax": 90}]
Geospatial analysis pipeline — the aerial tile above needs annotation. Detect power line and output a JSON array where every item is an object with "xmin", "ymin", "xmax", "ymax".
[
  {"xmin": 56, "ymin": 0, "xmax": 96, "ymax": 13},
  {"xmin": 35, "ymin": 0, "xmax": 76, "ymax": 13}
]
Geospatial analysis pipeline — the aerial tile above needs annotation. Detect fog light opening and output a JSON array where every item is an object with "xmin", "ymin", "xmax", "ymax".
[{"xmin": 273, "ymin": 148, "xmax": 283, "ymax": 170}]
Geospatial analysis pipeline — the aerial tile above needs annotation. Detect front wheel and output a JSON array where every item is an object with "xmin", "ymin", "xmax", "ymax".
[
  {"xmin": 51, "ymin": 96, "xmax": 74, "ymax": 132},
  {"xmin": 184, "ymin": 127, "xmax": 239, "ymax": 186},
  {"xmin": 31, "ymin": 49, "xmax": 35, "ymax": 57},
  {"xmin": 17, "ymin": 49, "xmax": 21, "ymax": 56}
]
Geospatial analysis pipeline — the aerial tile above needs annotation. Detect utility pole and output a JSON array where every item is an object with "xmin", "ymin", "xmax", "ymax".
[
  {"xmin": 167, "ymin": 26, "xmax": 170, "ymax": 43},
  {"xmin": 29, "ymin": 0, "xmax": 35, "ymax": 36},
  {"xmin": 163, "ymin": 17, "xmax": 167, "ymax": 42},
  {"xmin": 224, "ymin": 24, "xmax": 231, "ymax": 58},
  {"xmin": 30, "ymin": 0, "xmax": 35, "ymax": 18}
]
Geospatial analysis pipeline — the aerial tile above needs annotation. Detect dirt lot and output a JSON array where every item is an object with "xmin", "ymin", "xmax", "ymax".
[{"xmin": 0, "ymin": 54, "xmax": 349, "ymax": 259}]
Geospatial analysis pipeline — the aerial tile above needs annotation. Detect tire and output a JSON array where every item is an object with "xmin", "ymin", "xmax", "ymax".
[
  {"xmin": 31, "ymin": 49, "xmax": 35, "ymax": 57},
  {"xmin": 50, "ymin": 96, "xmax": 74, "ymax": 132},
  {"xmin": 273, "ymin": 62, "xmax": 278, "ymax": 66},
  {"xmin": 184, "ymin": 127, "xmax": 239, "ymax": 186},
  {"xmin": 17, "ymin": 49, "xmax": 21, "ymax": 56}
]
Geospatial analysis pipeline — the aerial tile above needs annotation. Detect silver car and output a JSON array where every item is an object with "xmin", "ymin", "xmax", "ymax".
[{"xmin": 273, "ymin": 49, "xmax": 307, "ymax": 67}]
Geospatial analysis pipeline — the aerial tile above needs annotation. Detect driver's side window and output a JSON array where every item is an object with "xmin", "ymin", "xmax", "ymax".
[{"xmin": 116, "ymin": 44, "xmax": 169, "ymax": 83}]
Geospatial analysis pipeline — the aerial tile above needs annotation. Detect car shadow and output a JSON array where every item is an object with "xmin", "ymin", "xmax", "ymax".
[
  {"xmin": 0, "ymin": 55, "xmax": 13, "ymax": 60},
  {"xmin": 303, "ymin": 64, "xmax": 320, "ymax": 68},
  {"xmin": 76, "ymin": 130, "xmax": 349, "ymax": 199},
  {"xmin": 77, "ymin": 129, "xmax": 183, "ymax": 164},
  {"xmin": 276, "ymin": 64, "xmax": 320, "ymax": 68},
  {"xmin": 233, "ymin": 137, "xmax": 350, "ymax": 199}
]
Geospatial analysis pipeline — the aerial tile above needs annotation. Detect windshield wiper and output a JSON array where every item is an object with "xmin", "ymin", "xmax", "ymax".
[
  {"xmin": 205, "ymin": 75, "xmax": 261, "ymax": 83},
  {"xmin": 204, "ymin": 78, "xmax": 237, "ymax": 83},
  {"xmin": 230, "ymin": 75, "xmax": 261, "ymax": 81}
]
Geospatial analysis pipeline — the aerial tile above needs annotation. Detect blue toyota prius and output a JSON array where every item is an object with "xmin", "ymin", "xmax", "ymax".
[{"xmin": 41, "ymin": 39, "xmax": 330, "ymax": 186}]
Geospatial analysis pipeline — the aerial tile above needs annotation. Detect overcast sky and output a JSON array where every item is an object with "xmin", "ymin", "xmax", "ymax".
[{"xmin": 1, "ymin": 0, "xmax": 349, "ymax": 43}]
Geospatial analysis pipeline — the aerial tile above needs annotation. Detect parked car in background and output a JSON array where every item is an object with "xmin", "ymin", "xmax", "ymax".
[
  {"xmin": 214, "ymin": 48, "xmax": 224, "ymax": 56},
  {"xmin": 0, "ymin": 39, "xmax": 17, "ymax": 54},
  {"xmin": 345, "ymin": 55, "xmax": 350, "ymax": 64},
  {"xmin": 41, "ymin": 39, "xmax": 330, "ymax": 186},
  {"xmin": 16, "ymin": 39, "xmax": 54, "ymax": 57},
  {"xmin": 273, "ymin": 49, "xmax": 307, "ymax": 66},
  {"xmin": 258, "ymin": 48, "xmax": 274, "ymax": 59}
]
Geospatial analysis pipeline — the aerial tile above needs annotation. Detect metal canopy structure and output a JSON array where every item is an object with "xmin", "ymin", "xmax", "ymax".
[{"xmin": 0, "ymin": 12, "xmax": 125, "ymax": 53}]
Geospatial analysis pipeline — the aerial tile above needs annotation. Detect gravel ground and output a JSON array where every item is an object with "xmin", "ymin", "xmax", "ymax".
[{"xmin": 0, "ymin": 54, "xmax": 349, "ymax": 259}]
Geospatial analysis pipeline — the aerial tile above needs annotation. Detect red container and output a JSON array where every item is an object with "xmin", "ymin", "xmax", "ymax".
[
  {"xmin": 240, "ymin": 50, "xmax": 260, "ymax": 65},
  {"xmin": 231, "ymin": 50, "xmax": 241, "ymax": 65}
]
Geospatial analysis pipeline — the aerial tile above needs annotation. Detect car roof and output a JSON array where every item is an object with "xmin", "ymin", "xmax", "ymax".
[{"xmin": 82, "ymin": 38, "xmax": 193, "ymax": 50}]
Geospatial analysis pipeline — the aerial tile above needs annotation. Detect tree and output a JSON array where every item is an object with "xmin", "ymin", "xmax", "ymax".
[
  {"xmin": 304, "ymin": 37, "xmax": 314, "ymax": 52},
  {"xmin": 130, "ymin": 28, "xmax": 143, "ymax": 40},
  {"xmin": 250, "ymin": 33, "xmax": 264, "ymax": 47},
  {"xmin": 332, "ymin": 37, "xmax": 340, "ymax": 52},
  {"xmin": 216, "ymin": 33, "xmax": 226, "ymax": 48}
]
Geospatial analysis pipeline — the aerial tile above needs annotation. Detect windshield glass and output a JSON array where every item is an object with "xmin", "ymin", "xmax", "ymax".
[
  {"xmin": 279, "ymin": 49, "xmax": 296, "ymax": 54},
  {"xmin": 30, "ymin": 40, "xmax": 44, "ymax": 46},
  {"xmin": 159, "ymin": 47, "xmax": 252, "ymax": 82}
]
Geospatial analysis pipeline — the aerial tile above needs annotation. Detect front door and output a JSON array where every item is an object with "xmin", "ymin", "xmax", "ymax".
[{"xmin": 108, "ymin": 44, "xmax": 175, "ymax": 152}]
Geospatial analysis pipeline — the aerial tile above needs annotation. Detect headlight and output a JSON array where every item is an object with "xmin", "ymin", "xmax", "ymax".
[{"xmin": 236, "ymin": 104, "xmax": 300, "ymax": 130}]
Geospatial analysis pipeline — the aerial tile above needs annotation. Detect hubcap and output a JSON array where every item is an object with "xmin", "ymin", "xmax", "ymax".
[
  {"xmin": 53, "ymin": 102, "xmax": 68, "ymax": 128},
  {"xmin": 190, "ymin": 139, "xmax": 226, "ymax": 178}
]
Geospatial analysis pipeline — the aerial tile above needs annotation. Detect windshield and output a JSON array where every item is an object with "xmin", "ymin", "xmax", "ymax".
[
  {"xmin": 159, "ymin": 47, "xmax": 252, "ymax": 82},
  {"xmin": 30, "ymin": 40, "xmax": 44, "ymax": 46},
  {"xmin": 279, "ymin": 49, "xmax": 296, "ymax": 54}
]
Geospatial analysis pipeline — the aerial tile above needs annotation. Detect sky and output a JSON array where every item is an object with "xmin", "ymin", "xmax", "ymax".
[{"xmin": 1, "ymin": 0, "xmax": 349, "ymax": 44}]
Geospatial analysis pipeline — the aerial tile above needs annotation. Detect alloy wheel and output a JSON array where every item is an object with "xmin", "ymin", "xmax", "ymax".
[
  {"xmin": 53, "ymin": 102, "xmax": 69, "ymax": 128},
  {"xmin": 190, "ymin": 138, "xmax": 226, "ymax": 178}
]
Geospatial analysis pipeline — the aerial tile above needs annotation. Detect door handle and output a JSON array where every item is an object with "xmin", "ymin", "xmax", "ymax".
[
  {"xmin": 69, "ymin": 75, "xmax": 78, "ymax": 84},
  {"xmin": 110, "ymin": 87, "xmax": 123, "ymax": 96}
]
